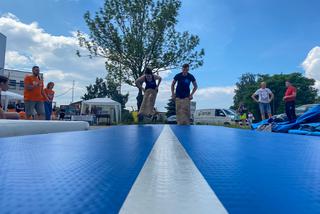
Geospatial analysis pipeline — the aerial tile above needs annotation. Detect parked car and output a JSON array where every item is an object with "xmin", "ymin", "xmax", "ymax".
[
  {"xmin": 194, "ymin": 109, "xmax": 237, "ymax": 125},
  {"xmin": 165, "ymin": 115, "xmax": 194, "ymax": 124},
  {"xmin": 295, "ymin": 104, "xmax": 319, "ymax": 116},
  {"xmin": 166, "ymin": 115, "xmax": 177, "ymax": 124},
  {"xmin": 273, "ymin": 104, "xmax": 320, "ymax": 122}
]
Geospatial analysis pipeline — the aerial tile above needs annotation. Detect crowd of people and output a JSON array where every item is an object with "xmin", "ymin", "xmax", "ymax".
[
  {"xmin": 1, "ymin": 63, "xmax": 298, "ymax": 126},
  {"xmin": 0, "ymin": 66, "xmax": 55, "ymax": 120},
  {"xmin": 237, "ymin": 80, "xmax": 297, "ymax": 126}
]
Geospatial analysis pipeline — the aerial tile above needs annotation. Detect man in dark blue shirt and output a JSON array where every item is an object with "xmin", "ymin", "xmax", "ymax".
[{"xmin": 171, "ymin": 64, "xmax": 198, "ymax": 125}]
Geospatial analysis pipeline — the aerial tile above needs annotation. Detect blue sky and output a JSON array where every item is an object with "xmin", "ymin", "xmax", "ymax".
[
  {"xmin": 178, "ymin": 0, "xmax": 320, "ymax": 86},
  {"xmin": 0, "ymin": 0, "xmax": 319, "ymax": 109}
]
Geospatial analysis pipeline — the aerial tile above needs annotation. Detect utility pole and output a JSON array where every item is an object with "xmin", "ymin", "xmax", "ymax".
[{"xmin": 71, "ymin": 80, "xmax": 75, "ymax": 103}]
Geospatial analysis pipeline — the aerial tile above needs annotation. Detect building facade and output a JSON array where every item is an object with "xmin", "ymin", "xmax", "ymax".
[
  {"xmin": 2, "ymin": 69, "xmax": 32, "ymax": 95},
  {"xmin": 0, "ymin": 33, "xmax": 38, "ymax": 97},
  {"xmin": 0, "ymin": 33, "xmax": 6, "ymax": 73}
]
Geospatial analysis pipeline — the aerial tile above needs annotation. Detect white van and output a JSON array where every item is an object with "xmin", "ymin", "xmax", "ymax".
[{"xmin": 194, "ymin": 108, "xmax": 237, "ymax": 125}]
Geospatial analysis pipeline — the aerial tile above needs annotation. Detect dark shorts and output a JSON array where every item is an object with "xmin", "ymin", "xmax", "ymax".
[
  {"xmin": 25, "ymin": 101, "xmax": 45, "ymax": 117},
  {"xmin": 259, "ymin": 102, "xmax": 271, "ymax": 115}
]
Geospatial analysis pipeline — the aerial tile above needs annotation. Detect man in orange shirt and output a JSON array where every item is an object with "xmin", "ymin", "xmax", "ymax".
[
  {"xmin": 283, "ymin": 80, "xmax": 297, "ymax": 121},
  {"xmin": 43, "ymin": 82, "xmax": 55, "ymax": 120},
  {"xmin": 24, "ymin": 66, "xmax": 45, "ymax": 120}
]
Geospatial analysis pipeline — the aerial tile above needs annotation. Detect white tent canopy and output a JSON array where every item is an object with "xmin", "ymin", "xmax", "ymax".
[
  {"xmin": 1, "ymin": 91, "xmax": 24, "ymax": 111},
  {"xmin": 81, "ymin": 97, "xmax": 121, "ymax": 123}
]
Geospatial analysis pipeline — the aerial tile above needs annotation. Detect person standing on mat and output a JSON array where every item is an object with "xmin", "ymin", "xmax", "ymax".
[
  {"xmin": 171, "ymin": 64, "xmax": 198, "ymax": 125},
  {"xmin": 135, "ymin": 67, "xmax": 162, "ymax": 122},
  {"xmin": 0, "ymin": 75, "xmax": 19, "ymax": 119},
  {"xmin": 283, "ymin": 80, "xmax": 297, "ymax": 122},
  {"xmin": 24, "ymin": 66, "xmax": 45, "ymax": 120},
  {"xmin": 43, "ymin": 82, "xmax": 55, "ymax": 120},
  {"xmin": 251, "ymin": 82, "xmax": 274, "ymax": 120}
]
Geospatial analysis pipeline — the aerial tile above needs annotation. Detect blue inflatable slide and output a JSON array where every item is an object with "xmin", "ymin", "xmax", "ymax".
[{"xmin": 252, "ymin": 104, "xmax": 320, "ymax": 136}]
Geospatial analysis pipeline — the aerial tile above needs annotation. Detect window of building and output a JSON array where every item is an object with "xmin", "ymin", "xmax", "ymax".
[
  {"xmin": 19, "ymin": 81, "xmax": 24, "ymax": 90},
  {"xmin": 9, "ymin": 79, "xmax": 16, "ymax": 90}
]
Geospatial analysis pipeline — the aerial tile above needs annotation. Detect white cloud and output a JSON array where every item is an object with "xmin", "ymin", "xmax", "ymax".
[
  {"xmin": 195, "ymin": 86, "xmax": 235, "ymax": 109},
  {"xmin": 0, "ymin": 13, "xmax": 235, "ymax": 111},
  {"xmin": 156, "ymin": 69, "xmax": 172, "ymax": 79},
  {"xmin": 44, "ymin": 70, "xmax": 88, "ymax": 81},
  {"xmin": 196, "ymin": 86, "xmax": 234, "ymax": 98},
  {"xmin": 0, "ymin": 13, "xmax": 106, "ymax": 105},
  {"xmin": 5, "ymin": 51, "xmax": 33, "ymax": 67},
  {"xmin": 302, "ymin": 46, "xmax": 320, "ymax": 90}
]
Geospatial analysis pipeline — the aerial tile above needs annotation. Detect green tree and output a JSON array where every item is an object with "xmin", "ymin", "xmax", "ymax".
[
  {"xmin": 82, "ymin": 78, "xmax": 107, "ymax": 100},
  {"xmin": 232, "ymin": 73, "xmax": 258, "ymax": 114},
  {"xmin": 257, "ymin": 73, "xmax": 317, "ymax": 115},
  {"xmin": 165, "ymin": 98, "xmax": 176, "ymax": 117},
  {"xmin": 233, "ymin": 73, "xmax": 318, "ymax": 120},
  {"xmin": 82, "ymin": 76, "xmax": 129, "ymax": 110},
  {"xmin": 77, "ymin": 0, "xmax": 204, "ymax": 109}
]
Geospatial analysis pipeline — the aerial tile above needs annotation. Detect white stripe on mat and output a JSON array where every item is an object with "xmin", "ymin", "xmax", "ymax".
[{"xmin": 119, "ymin": 125, "xmax": 228, "ymax": 214}]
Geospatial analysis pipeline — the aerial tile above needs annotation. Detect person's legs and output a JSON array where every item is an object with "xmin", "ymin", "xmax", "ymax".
[
  {"xmin": 148, "ymin": 89, "xmax": 158, "ymax": 116},
  {"xmin": 34, "ymin": 102, "xmax": 45, "ymax": 120},
  {"xmin": 259, "ymin": 103, "xmax": 266, "ymax": 120},
  {"xmin": 240, "ymin": 113, "xmax": 247, "ymax": 126},
  {"xmin": 285, "ymin": 102, "xmax": 292, "ymax": 121},
  {"xmin": 292, "ymin": 105, "xmax": 297, "ymax": 120},
  {"xmin": 289, "ymin": 101, "xmax": 296, "ymax": 120},
  {"xmin": 138, "ymin": 114, "xmax": 144, "ymax": 123},
  {"xmin": 175, "ymin": 98, "xmax": 182, "ymax": 125},
  {"xmin": 48, "ymin": 102, "xmax": 53, "ymax": 120},
  {"xmin": 176, "ymin": 98, "xmax": 190, "ymax": 125},
  {"xmin": 182, "ymin": 98, "xmax": 191, "ymax": 125},
  {"xmin": 44, "ymin": 102, "xmax": 50, "ymax": 120},
  {"xmin": 266, "ymin": 103, "xmax": 272, "ymax": 119},
  {"xmin": 24, "ymin": 101, "xmax": 35, "ymax": 119},
  {"xmin": 138, "ymin": 90, "xmax": 151, "ymax": 120},
  {"xmin": 44, "ymin": 102, "xmax": 52, "ymax": 120},
  {"xmin": 59, "ymin": 113, "xmax": 65, "ymax": 120}
]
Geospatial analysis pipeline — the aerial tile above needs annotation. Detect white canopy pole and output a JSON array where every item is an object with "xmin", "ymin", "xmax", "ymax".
[
  {"xmin": 118, "ymin": 104, "xmax": 121, "ymax": 123},
  {"xmin": 81, "ymin": 102, "xmax": 84, "ymax": 114},
  {"xmin": 88, "ymin": 104, "xmax": 92, "ymax": 115},
  {"xmin": 114, "ymin": 107, "xmax": 116, "ymax": 124},
  {"xmin": 4, "ymin": 95, "xmax": 9, "ymax": 111},
  {"xmin": 115, "ymin": 105, "xmax": 118, "ymax": 123}
]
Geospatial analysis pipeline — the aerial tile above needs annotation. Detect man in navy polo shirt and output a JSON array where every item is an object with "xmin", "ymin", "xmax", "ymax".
[{"xmin": 171, "ymin": 64, "xmax": 198, "ymax": 125}]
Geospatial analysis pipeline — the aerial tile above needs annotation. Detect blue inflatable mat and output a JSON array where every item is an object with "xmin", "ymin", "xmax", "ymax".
[
  {"xmin": 171, "ymin": 125, "xmax": 320, "ymax": 214},
  {"xmin": 289, "ymin": 129, "xmax": 320, "ymax": 136},
  {"xmin": 0, "ymin": 125, "xmax": 163, "ymax": 213},
  {"xmin": 1, "ymin": 125, "xmax": 320, "ymax": 213}
]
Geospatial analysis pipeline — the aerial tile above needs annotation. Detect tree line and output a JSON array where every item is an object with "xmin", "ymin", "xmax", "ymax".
[{"xmin": 232, "ymin": 73, "xmax": 318, "ymax": 120}]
